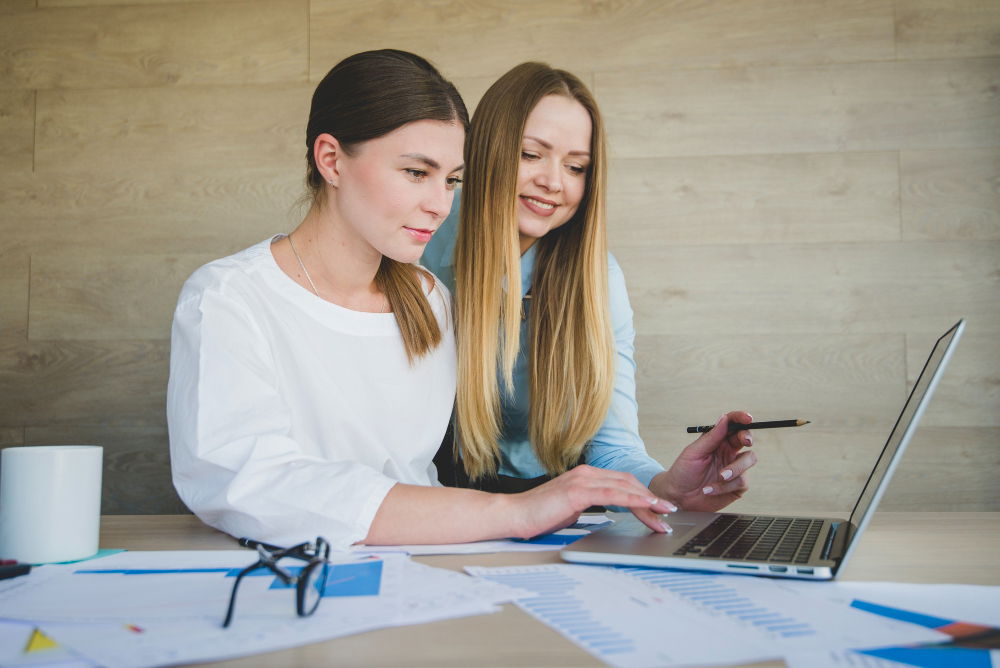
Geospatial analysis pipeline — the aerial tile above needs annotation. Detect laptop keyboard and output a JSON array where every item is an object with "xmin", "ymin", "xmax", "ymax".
[{"xmin": 673, "ymin": 514, "xmax": 824, "ymax": 564}]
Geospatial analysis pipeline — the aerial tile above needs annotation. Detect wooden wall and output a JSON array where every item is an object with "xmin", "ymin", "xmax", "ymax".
[{"xmin": 1, "ymin": 0, "xmax": 997, "ymax": 514}]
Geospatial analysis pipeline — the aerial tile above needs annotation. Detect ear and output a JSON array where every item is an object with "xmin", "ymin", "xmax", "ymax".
[{"xmin": 312, "ymin": 133, "xmax": 343, "ymax": 187}]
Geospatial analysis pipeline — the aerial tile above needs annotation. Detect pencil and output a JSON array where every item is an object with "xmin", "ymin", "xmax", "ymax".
[{"xmin": 686, "ymin": 419, "xmax": 810, "ymax": 434}]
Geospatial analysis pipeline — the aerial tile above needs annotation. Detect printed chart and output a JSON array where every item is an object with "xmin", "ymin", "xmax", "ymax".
[{"xmin": 468, "ymin": 564, "xmax": 943, "ymax": 668}]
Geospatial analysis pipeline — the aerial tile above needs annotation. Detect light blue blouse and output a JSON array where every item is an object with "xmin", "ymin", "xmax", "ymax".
[{"xmin": 422, "ymin": 197, "xmax": 664, "ymax": 487}]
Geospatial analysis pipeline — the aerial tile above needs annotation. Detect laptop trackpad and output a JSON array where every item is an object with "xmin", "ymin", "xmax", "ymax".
[{"xmin": 584, "ymin": 512, "xmax": 714, "ymax": 551}]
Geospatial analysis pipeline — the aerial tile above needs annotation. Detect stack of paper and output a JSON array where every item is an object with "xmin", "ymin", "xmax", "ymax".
[{"xmin": 0, "ymin": 550, "xmax": 525, "ymax": 668}]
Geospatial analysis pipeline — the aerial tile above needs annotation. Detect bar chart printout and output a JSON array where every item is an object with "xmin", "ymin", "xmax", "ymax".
[
  {"xmin": 466, "ymin": 564, "xmax": 776, "ymax": 668},
  {"xmin": 467, "ymin": 564, "xmax": 945, "ymax": 668}
]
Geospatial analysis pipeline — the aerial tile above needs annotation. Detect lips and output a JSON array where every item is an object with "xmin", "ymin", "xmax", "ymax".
[
  {"xmin": 520, "ymin": 195, "xmax": 559, "ymax": 217},
  {"xmin": 404, "ymin": 227, "xmax": 434, "ymax": 243}
]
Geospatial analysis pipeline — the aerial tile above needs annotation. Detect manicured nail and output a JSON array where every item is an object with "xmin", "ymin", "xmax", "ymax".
[
  {"xmin": 650, "ymin": 498, "xmax": 677, "ymax": 512},
  {"xmin": 721, "ymin": 470, "xmax": 733, "ymax": 481},
  {"xmin": 660, "ymin": 521, "xmax": 673, "ymax": 534},
  {"xmin": 703, "ymin": 486, "xmax": 714, "ymax": 495}
]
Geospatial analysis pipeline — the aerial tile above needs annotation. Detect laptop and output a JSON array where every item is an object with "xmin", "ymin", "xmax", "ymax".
[{"xmin": 562, "ymin": 319, "xmax": 965, "ymax": 580}]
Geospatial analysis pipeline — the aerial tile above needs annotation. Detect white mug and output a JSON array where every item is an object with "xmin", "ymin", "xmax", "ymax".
[{"xmin": 0, "ymin": 445, "xmax": 103, "ymax": 564}]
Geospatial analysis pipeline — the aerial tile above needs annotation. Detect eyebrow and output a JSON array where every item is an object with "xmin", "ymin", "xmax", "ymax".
[
  {"xmin": 523, "ymin": 135, "xmax": 590, "ymax": 157},
  {"xmin": 400, "ymin": 153, "xmax": 465, "ymax": 173}
]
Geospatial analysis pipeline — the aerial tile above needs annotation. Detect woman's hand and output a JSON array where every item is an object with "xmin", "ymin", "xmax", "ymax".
[
  {"xmin": 509, "ymin": 465, "xmax": 677, "ymax": 538},
  {"xmin": 650, "ymin": 411, "xmax": 757, "ymax": 513}
]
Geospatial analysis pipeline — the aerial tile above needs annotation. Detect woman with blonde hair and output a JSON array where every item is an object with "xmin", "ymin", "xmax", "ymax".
[
  {"xmin": 168, "ymin": 50, "xmax": 681, "ymax": 550},
  {"xmin": 424, "ymin": 62, "xmax": 756, "ymax": 515}
]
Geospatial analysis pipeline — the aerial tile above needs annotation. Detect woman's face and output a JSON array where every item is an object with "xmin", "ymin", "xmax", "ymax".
[
  {"xmin": 516, "ymin": 94, "xmax": 593, "ymax": 253},
  {"xmin": 333, "ymin": 119, "xmax": 465, "ymax": 264}
]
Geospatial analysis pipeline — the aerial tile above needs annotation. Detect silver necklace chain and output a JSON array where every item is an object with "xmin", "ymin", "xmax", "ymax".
[
  {"xmin": 286, "ymin": 233, "xmax": 389, "ymax": 313},
  {"xmin": 287, "ymin": 233, "xmax": 321, "ymax": 298}
]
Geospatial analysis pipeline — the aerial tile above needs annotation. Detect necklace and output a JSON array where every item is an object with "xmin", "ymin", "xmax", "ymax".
[
  {"xmin": 287, "ymin": 233, "xmax": 321, "ymax": 298},
  {"xmin": 286, "ymin": 233, "xmax": 390, "ymax": 313}
]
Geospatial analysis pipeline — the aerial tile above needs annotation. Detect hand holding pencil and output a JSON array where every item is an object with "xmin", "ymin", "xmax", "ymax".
[{"xmin": 650, "ymin": 411, "xmax": 757, "ymax": 514}]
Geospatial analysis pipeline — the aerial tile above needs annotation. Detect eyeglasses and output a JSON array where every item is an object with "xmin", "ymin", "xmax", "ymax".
[{"xmin": 223, "ymin": 536, "xmax": 331, "ymax": 628}]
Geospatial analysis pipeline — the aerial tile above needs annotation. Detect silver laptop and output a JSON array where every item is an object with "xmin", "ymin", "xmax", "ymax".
[{"xmin": 562, "ymin": 319, "xmax": 965, "ymax": 580}]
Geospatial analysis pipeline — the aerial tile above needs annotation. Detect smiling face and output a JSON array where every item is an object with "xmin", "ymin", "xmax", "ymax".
[
  {"xmin": 331, "ymin": 119, "xmax": 465, "ymax": 264},
  {"xmin": 516, "ymin": 94, "xmax": 593, "ymax": 253}
]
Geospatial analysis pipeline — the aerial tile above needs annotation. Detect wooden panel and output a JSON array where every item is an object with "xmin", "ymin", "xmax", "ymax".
[
  {"xmin": 0, "ymin": 1, "xmax": 36, "ymax": 12},
  {"xmin": 0, "ymin": 1, "xmax": 307, "ymax": 90},
  {"xmin": 616, "ymin": 240, "xmax": 1000, "ymax": 335},
  {"xmin": 0, "ymin": 90, "xmax": 33, "ymax": 173},
  {"xmin": 450, "ymin": 75, "xmax": 503, "ymax": 118},
  {"xmin": 0, "ymin": 169, "xmax": 304, "ymax": 256},
  {"xmin": 596, "ymin": 58, "xmax": 1000, "ymax": 158},
  {"xmin": 25, "ymin": 426, "xmax": 187, "ymax": 514},
  {"xmin": 310, "ymin": 0, "xmax": 894, "ymax": 80},
  {"xmin": 35, "ymin": 83, "xmax": 311, "ymax": 175},
  {"xmin": 634, "ymin": 334, "xmax": 906, "ymax": 431},
  {"xmin": 41, "ymin": 0, "xmax": 201, "ymax": 5},
  {"xmin": 0, "ymin": 340, "xmax": 169, "ymax": 426},
  {"xmin": 0, "ymin": 429, "xmax": 24, "ymax": 446},
  {"xmin": 897, "ymin": 0, "xmax": 1000, "ymax": 60},
  {"xmin": 0, "ymin": 254, "xmax": 28, "ymax": 339},
  {"xmin": 881, "ymin": 427, "xmax": 1000, "ymax": 511},
  {"xmin": 608, "ymin": 152, "xmax": 899, "ymax": 246},
  {"xmin": 906, "ymin": 331, "xmax": 1000, "ymax": 427},
  {"xmin": 901, "ymin": 148, "xmax": 1000, "ymax": 241},
  {"xmin": 30, "ymin": 253, "xmax": 216, "ymax": 340}
]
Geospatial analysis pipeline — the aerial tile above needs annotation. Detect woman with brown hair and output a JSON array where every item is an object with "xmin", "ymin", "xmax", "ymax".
[
  {"xmin": 424, "ymin": 62, "xmax": 757, "ymax": 514},
  {"xmin": 168, "ymin": 50, "xmax": 678, "ymax": 551}
]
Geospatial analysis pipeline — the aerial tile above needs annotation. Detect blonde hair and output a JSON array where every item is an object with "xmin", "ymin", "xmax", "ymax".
[
  {"xmin": 455, "ymin": 63, "xmax": 615, "ymax": 479},
  {"xmin": 305, "ymin": 50, "xmax": 469, "ymax": 362}
]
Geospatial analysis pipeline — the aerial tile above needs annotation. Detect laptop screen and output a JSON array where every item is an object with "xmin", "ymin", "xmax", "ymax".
[{"xmin": 846, "ymin": 320, "xmax": 965, "ymax": 536}]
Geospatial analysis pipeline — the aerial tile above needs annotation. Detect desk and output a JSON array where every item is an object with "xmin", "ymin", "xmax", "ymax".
[{"xmin": 100, "ymin": 513, "xmax": 999, "ymax": 668}]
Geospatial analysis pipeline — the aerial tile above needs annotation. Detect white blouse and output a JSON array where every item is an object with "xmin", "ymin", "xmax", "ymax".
[{"xmin": 167, "ymin": 237, "xmax": 456, "ymax": 550}]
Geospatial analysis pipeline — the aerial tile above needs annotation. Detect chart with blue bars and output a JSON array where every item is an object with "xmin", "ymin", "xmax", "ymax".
[
  {"xmin": 467, "ymin": 563, "xmax": 956, "ymax": 668},
  {"xmin": 467, "ymin": 563, "xmax": 775, "ymax": 667},
  {"xmin": 619, "ymin": 566, "xmax": 816, "ymax": 638}
]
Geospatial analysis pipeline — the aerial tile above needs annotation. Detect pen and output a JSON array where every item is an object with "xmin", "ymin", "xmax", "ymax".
[
  {"xmin": 686, "ymin": 419, "xmax": 811, "ymax": 434},
  {"xmin": 237, "ymin": 537, "xmax": 283, "ymax": 552}
]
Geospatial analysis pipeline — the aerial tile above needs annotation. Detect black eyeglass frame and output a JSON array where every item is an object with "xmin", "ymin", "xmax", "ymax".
[{"xmin": 222, "ymin": 536, "xmax": 331, "ymax": 628}]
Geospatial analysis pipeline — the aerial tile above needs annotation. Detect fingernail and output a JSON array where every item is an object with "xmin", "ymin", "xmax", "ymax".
[
  {"xmin": 651, "ymin": 498, "xmax": 677, "ymax": 512},
  {"xmin": 703, "ymin": 486, "xmax": 714, "ymax": 495},
  {"xmin": 745, "ymin": 435, "xmax": 753, "ymax": 446},
  {"xmin": 721, "ymin": 470, "xmax": 733, "ymax": 481},
  {"xmin": 660, "ymin": 521, "xmax": 673, "ymax": 534}
]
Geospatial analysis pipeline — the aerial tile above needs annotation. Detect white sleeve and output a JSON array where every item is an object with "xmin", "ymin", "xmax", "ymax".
[{"xmin": 166, "ymin": 281, "xmax": 397, "ymax": 551}]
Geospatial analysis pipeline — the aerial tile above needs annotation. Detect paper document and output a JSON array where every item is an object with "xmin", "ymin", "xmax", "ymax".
[
  {"xmin": 0, "ymin": 549, "xmax": 522, "ymax": 668},
  {"xmin": 467, "ymin": 564, "xmax": 945, "ymax": 668},
  {"xmin": 782, "ymin": 581, "xmax": 1000, "ymax": 668}
]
